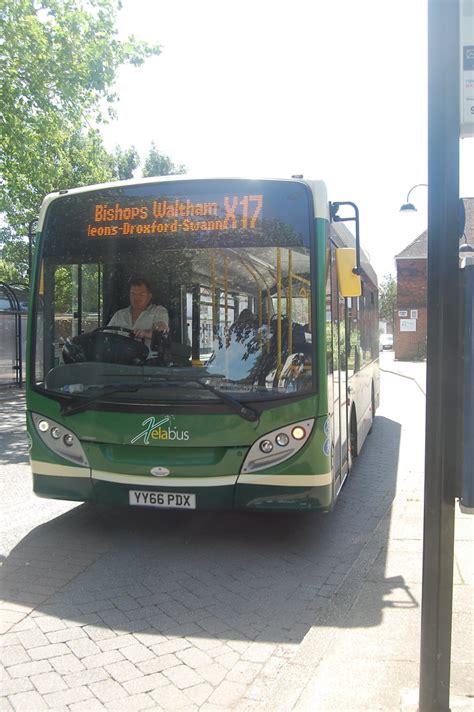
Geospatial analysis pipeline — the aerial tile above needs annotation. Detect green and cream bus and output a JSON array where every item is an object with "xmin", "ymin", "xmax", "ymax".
[{"xmin": 26, "ymin": 176, "xmax": 379, "ymax": 512}]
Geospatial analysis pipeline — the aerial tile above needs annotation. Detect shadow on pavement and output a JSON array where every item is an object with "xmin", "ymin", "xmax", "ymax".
[
  {"xmin": 0, "ymin": 407, "xmax": 408, "ymax": 646},
  {"xmin": 0, "ymin": 389, "xmax": 27, "ymax": 465}
]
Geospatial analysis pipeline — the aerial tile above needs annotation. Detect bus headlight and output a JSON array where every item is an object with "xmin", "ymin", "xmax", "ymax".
[
  {"xmin": 275, "ymin": 432, "xmax": 290, "ymax": 447},
  {"xmin": 31, "ymin": 413, "xmax": 89, "ymax": 467},
  {"xmin": 240, "ymin": 419, "xmax": 314, "ymax": 474}
]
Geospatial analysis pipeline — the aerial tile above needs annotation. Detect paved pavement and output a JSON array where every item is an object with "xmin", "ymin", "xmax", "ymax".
[
  {"xmin": 379, "ymin": 351, "xmax": 427, "ymax": 394},
  {"xmin": 262, "ymin": 354, "xmax": 473, "ymax": 711},
  {"xmin": 0, "ymin": 353, "xmax": 472, "ymax": 711}
]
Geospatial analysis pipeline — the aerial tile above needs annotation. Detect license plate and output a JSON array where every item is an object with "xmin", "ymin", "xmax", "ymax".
[{"xmin": 129, "ymin": 490, "xmax": 196, "ymax": 509}]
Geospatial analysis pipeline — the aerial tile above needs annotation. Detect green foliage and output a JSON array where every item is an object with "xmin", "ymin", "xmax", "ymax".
[
  {"xmin": 55, "ymin": 129, "xmax": 117, "ymax": 187},
  {"xmin": 54, "ymin": 266, "xmax": 73, "ymax": 313},
  {"xmin": 113, "ymin": 145, "xmax": 140, "ymax": 180},
  {"xmin": 142, "ymin": 142, "xmax": 186, "ymax": 177},
  {"xmin": 379, "ymin": 273, "xmax": 397, "ymax": 328},
  {"xmin": 0, "ymin": 226, "xmax": 28, "ymax": 283},
  {"xmin": 0, "ymin": 0, "xmax": 161, "ymax": 231},
  {"xmin": 1, "ymin": 0, "xmax": 187, "ymax": 289},
  {"xmin": 0, "ymin": 128, "xmax": 126, "ymax": 281},
  {"xmin": 0, "ymin": 259, "xmax": 23, "ymax": 285}
]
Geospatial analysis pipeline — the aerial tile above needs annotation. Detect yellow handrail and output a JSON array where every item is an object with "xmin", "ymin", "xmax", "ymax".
[
  {"xmin": 277, "ymin": 248, "xmax": 282, "ymax": 374},
  {"xmin": 287, "ymin": 249, "xmax": 293, "ymax": 355}
]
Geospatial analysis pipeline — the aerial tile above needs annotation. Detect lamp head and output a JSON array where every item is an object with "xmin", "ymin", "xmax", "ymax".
[
  {"xmin": 400, "ymin": 202, "xmax": 417, "ymax": 213},
  {"xmin": 400, "ymin": 183, "xmax": 428, "ymax": 213}
]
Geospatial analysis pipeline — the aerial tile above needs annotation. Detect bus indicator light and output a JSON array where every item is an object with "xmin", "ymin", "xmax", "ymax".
[
  {"xmin": 260, "ymin": 440, "xmax": 273, "ymax": 454},
  {"xmin": 292, "ymin": 426, "xmax": 306, "ymax": 440},
  {"xmin": 38, "ymin": 420, "xmax": 49, "ymax": 432},
  {"xmin": 50, "ymin": 427, "xmax": 61, "ymax": 439}
]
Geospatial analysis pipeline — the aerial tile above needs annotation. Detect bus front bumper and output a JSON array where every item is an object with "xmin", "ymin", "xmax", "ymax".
[{"xmin": 32, "ymin": 467, "xmax": 334, "ymax": 512}]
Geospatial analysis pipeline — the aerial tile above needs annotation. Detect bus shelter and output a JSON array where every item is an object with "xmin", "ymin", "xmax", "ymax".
[{"xmin": 0, "ymin": 283, "xmax": 28, "ymax": 387}]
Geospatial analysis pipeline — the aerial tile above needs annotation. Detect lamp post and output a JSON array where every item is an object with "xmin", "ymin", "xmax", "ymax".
[
  {"xmin": 399, "ymin": 183, "xmax": 429, "ymax": 213},
  {"xmin": 419, "ymin": 0, "xmax": 461, "ymax": 710}
]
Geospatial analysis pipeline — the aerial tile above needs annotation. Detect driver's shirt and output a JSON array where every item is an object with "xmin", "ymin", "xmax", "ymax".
[{"xmin": 108, "ymin": 304, "xmax": 169, "ymax": 348}]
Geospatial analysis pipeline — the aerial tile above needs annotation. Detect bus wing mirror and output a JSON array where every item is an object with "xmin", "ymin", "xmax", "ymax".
[{"xmin": 335, "ymin": 248, "xmax": 362, "ymax": 298}]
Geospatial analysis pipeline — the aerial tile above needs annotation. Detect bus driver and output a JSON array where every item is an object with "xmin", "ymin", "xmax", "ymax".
[{"xmin": 108, "ymin": 277, "xmax": 169, "ymax": 349}]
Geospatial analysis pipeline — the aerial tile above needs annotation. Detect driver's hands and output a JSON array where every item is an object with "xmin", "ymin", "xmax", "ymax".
[
  {"xmin": 133, "ymin": 323, "xmax": 168, "ymax": 340},
  {"xmin": 133, "ymin": 328, "xmax": 152, "ymax": 340},
  {"xmin": 154, "ymin": 321, "xmax": 169, "ymax": 332}
]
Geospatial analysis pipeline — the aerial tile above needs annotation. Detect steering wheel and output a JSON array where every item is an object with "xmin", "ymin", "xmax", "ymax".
[
  {"xmin": 62, "ymin": 326, "xmax": 149, "ymax": 365},
  {"xmin": 93, "ymin": 326, "xmax": 136, "ymax": 338}
]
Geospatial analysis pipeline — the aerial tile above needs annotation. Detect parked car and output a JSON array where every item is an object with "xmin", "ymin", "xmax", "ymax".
[{"xmin": 380, "ymin": 333, "xmax": 393, "ymax": 350}]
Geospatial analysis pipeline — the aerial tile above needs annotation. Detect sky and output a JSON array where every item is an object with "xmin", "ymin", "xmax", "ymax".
[{"xmin": 101, "ymin": 0, "xmax": 474, "ymax": 281}]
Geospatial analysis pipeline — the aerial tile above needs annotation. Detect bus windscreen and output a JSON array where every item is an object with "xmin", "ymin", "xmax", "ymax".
[{"xmin": 34, "ymin": 179, "xmax": 316, "ymax": 407}]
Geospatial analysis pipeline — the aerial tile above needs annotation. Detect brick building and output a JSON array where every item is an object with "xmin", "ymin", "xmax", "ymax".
[{"xmin": 394, "ymin": 197, "xmax": 474, "ymax": 360}]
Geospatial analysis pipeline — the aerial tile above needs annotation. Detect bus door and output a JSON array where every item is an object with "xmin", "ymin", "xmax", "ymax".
[
  {"xmin": 339, "ymin": 296, "xmax": 349, "ymax": 476},
  {"xmin": 329, "ymin": 248, "xmax": 349, "ymax": 492}
]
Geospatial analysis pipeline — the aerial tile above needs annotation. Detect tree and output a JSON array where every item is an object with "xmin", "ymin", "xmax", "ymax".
[
  {"xmin": 142, "ymin": 142, "xmax": 186, "ymax": 177},
  {"xmin": 0, "ymin": 226, "xmax": 28, "ymax": 284},
  {"xmin": 0, "ymin": 260, "xmax": 23, "ymax": 285},
  {"xmin": 112, "ymin": 145, "xmax": 140, "ymax": 180},
  {"xmin": 379, "ymin": 274, "xmax": 397, "ymax": 330},
  {"xmin": 0, "ymin": 0, "xmax": 161, "ymax": 232},
  {"xmin": 46, "ymin": 128, "xmax": 121, "ymax": 192},
  {"xmin": 0, "ymin": 129, "xmax": 140, "ymax": 283}
]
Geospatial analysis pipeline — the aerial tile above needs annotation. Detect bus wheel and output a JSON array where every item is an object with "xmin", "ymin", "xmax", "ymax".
[{"xmin": 350, "ymin": 407, "xmax": 358, "ymax": 462}]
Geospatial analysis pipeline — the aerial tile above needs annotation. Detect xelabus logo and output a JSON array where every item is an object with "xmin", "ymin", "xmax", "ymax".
[{"xmin": 131, "ymin": 416, "xmax": 190, "ymax": 445}]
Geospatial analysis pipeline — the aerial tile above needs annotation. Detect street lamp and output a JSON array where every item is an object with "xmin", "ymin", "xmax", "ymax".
[
  {"xmin": 399, "ymin": 190, "xmax": 468, "ymax": 258},
  {"xmin": 399, "ymin": 183, "xmax": 429, "ymax": 212}
]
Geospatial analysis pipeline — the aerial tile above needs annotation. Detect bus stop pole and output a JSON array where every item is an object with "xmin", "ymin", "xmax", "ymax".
[{"xmin": 419, "ymin": 1, "xmax": 460, "ymax": 710}]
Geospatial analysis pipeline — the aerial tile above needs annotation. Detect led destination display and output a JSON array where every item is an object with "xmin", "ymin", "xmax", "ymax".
[
  {"xmin": 42, "ymin": 179, "xmax": 313, "ymax": 258},
  {"xmin": 87, "ymin": 194, "xmax": 264, "ymax": 238}
]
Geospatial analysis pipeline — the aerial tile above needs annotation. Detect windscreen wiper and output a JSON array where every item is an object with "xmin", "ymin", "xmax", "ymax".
[
  {"xmin": 61, "ymin": 378, "xmax": 259, "ymax": 422},
  {"xmin": 140, "ymin": 374, "xmax": 260, "ymax": 422},
  {"xmin": 191, "ymin": 379, "xmax": 259, "ymax": 422},
  {"xmin": 61, "ymin": 384, "xmax": 140, "ymax": 416}
]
